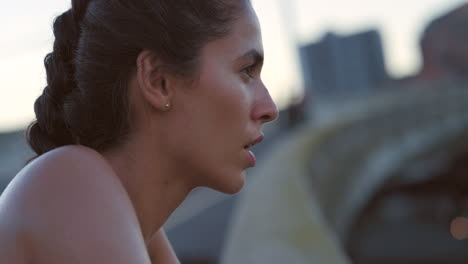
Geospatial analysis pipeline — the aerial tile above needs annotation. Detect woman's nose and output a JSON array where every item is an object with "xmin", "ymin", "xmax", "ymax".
[{"xmin": 251, "ymin": 86, "xmax": 279, "ymax": 124}]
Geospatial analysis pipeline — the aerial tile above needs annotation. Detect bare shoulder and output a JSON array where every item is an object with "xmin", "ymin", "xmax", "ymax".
[{"xmin": 0, "ymin": 145, "xmax": 151, "ymax": 264}]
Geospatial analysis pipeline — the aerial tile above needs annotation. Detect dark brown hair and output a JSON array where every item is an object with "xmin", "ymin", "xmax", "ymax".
[{"xmin": 26, "ymin": 0, "xmax": 248, "ymax": 158}]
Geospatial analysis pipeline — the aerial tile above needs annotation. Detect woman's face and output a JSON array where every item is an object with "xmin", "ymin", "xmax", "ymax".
[{"xmin": 168, "ymin": 5, "xmax": 278, "ymax": 194}]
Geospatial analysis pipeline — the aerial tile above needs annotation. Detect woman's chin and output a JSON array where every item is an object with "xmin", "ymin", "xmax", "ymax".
[{"xmin": 213, "ymin": 170, "xmax": 246, "ymax": 195}]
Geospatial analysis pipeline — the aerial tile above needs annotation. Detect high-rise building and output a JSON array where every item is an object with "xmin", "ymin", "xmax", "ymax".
[{"xmin": 300, "ymin": 30, "xmax": 389, "ymax": 98}]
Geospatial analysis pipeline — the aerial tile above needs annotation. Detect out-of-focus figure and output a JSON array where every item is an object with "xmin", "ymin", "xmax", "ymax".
[{"xmin": 399, "ymin": 3, "xmax": 468, "ymax": 86}]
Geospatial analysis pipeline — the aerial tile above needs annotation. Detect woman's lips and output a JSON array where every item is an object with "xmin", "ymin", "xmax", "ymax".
[
  {"xmin": 245, "ymin": 149, "xmax": 256, "ymax": 167},
  {"xmin": 243, "ymin": 133, "xmax": 263, "ymax": 167},
  {"xmin": 244, "ymin": 134, "xmax": 264, "ymax": 149}
]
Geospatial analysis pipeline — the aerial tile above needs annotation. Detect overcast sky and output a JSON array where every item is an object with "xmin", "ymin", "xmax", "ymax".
[{"xmin": 0, "ymin": 0, "xmax": 467, "ymax": 132}]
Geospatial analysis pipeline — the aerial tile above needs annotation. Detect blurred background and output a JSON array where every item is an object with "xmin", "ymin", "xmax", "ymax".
[{"xmin": 2, "ymin": 0, "xmax": 468, "ymax": 263}]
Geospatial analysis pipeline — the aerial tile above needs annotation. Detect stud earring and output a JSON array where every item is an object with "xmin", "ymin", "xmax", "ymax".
[{"xmin": 164, "ymin": 103, "xmax": 171, "ymax": 110}]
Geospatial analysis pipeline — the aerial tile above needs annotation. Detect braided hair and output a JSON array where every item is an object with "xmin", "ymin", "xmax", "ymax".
[{"xmin": 27, "ymin": 0, "xmax": 90, "ymax": 156}]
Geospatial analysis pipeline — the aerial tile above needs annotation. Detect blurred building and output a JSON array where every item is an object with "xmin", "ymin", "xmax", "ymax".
[{"xmin": 299, "ymin": 30, "xmax": 389, "ymax": 99}]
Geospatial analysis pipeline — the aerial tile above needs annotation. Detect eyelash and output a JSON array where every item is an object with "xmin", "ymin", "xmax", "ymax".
[{"xmin": 241, "ymin": 64, "xmax": 257, "ymax": 78}]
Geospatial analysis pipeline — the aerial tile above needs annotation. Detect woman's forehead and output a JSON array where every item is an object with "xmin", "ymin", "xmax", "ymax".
[{"xmin": 201, "ymin": 9, "xmax": 263, "ymax": 63}]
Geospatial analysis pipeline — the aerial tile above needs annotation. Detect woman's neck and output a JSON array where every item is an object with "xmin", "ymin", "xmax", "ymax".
[{"xmin": 101, "ymin": 137, "xmax": 193, "ymax": 245}]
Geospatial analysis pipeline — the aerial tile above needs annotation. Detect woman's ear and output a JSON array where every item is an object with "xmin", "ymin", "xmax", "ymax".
[{"xmin": 136, "ymin": 50, "xmax": 173, "ymax": 111}]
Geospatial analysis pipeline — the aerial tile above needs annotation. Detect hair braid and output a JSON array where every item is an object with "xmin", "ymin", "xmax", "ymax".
[{"xmin": 26, "ymin": 1, "xmax": 90, "ymax": 157}]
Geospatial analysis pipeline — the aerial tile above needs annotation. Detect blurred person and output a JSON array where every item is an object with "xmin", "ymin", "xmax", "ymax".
[
  {"xmin": 0, "ymin": 0, "xmax": 278, "ymax": 263},
  {"xmin": 400, "ymin": 2, "xmax": 468, "ymax": 85}
]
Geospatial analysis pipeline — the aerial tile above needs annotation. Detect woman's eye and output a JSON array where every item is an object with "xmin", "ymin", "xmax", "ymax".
[{"xmin": 241, "ymin": 65, "xmax": 256, "ymax": 77}]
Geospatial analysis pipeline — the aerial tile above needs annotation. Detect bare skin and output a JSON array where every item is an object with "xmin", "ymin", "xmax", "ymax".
[{"xmin": 0, "ymin": 3, "xmax": 278, "ymax": 264}]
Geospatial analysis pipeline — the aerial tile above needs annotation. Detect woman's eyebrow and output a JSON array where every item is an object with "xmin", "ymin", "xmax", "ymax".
[{"xmin": 236, "ymin": 49, "xmax": 264, "ymax": 65}]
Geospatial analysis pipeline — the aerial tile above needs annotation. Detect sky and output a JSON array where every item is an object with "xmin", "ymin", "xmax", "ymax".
[{"xmin": 0, "ymin": 0, "xmax": 467, "ymax": 132}]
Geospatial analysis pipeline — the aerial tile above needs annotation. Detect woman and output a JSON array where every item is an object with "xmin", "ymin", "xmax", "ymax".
[{"xmin": 0, "ymin": 0, "xmax": 278, "ymax": 263}]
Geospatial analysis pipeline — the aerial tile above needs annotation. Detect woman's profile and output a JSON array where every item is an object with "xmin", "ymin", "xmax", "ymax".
[{"xmin": 0, "ymin": 0, "xmax": 278, "ymax": 263}]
